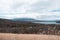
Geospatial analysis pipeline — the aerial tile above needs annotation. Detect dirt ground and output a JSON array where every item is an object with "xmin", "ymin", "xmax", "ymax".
[{"xmin": 0, "ymin": 33, "xmax": 60, "ymax": 40}]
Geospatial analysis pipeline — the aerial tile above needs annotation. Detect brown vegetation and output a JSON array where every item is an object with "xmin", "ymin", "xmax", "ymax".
[{"xmin": 0, "ymin": 19, "xmax": 60, "ymax": 35}]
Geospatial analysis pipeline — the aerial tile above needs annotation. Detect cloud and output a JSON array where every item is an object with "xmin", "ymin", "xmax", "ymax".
[
  {"xmin": 0, "ymin": 0, "xmax": 38, "ymax": 14},
  {"xmin": 0, "ymin": 13, "xmax": 40, "ymax": 19},
  {"xmin": 0, "ymin": 0, "xmax": 50, "ymax": 14},
  {"xmin": 0, "ymin": 0, "xmax": 60, "ymax": 20},
  {"xmin": 51, "ymin": 10, "xmax": 60, "ymax": 12},
  {"xmin": 30, "ymin": 0, "xmax": 50, "ymax": 13}
]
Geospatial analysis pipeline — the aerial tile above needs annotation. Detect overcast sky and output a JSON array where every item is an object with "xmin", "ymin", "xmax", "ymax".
[{"xmin": 0, "ymin": 0, "xmax": 60, "ymax": 20}]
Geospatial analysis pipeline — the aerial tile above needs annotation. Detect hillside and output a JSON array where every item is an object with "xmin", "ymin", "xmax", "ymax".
[{"xmin": 0, "ymin": 19, "xmax": 60, "ymax": 35}]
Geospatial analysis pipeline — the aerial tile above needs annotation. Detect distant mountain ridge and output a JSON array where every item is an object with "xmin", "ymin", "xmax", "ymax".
[
  {"xmin": 10, "ymin": 18, "xmax": 60, "ymax": 24},
  {"xmin": 11, "ymin": 18, "xmax": 60, "ymax": 22},
  {"xmin": 12, "ymin": 18, "xmax": 35, "ymax": 21}
]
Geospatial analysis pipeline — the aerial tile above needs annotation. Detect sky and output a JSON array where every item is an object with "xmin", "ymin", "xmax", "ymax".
[{"xmin": 0, "ymin": 0, "xmax": 60, "ymax": 20}]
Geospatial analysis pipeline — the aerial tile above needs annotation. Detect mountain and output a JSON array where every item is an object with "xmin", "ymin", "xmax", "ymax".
[
  {"xmin": 11, "ymin": 18, "xmax": 59, "ymax": 22},
  {"xmin": 55, "ymin": 20, "xmax": 60, "ymax": 23},
  {"xmin": 12, "ymin": 18, "xmax": 35, "ymax": 21}
]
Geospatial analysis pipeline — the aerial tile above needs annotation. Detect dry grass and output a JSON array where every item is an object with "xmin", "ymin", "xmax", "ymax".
[{"xmin": 0, "ymin": 33, "xmax": 60, "ymax": 40}]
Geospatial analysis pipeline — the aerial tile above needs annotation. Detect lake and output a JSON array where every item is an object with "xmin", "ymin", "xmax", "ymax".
[{"xmin": 33, "ymin": 21, "xmax": 60, "ymax": 25}]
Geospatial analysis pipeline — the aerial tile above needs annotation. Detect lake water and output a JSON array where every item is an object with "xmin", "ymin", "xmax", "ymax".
[{"xmin": 34, "ymin": 21, "xmax": 60, "ymax": 25}]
